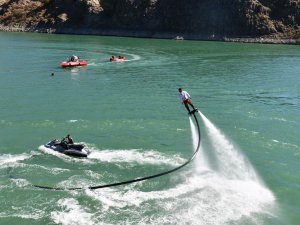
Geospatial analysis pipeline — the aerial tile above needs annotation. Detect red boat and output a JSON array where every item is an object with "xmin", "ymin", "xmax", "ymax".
[{"xmin": 61, "ymin": 60, "xmax": 87, "ymax": 68}]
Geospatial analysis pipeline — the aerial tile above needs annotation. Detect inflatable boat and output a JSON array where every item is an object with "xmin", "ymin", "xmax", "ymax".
[
  {"xmin": 43, "ymin": 139, "xmax": 90, "ymax": 157},
  {"xmin": 109, "ymin": 56, "xmax": 125, "ymax": 62},
  {"xmin": 61, "ymin": 60, "xmax": 87, "ymax": 68}
]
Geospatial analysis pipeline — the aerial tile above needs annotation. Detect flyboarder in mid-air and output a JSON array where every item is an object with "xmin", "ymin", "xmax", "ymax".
[{"xmin": 178, "ymin": 88, "xmax": 198, "ymax": 115}]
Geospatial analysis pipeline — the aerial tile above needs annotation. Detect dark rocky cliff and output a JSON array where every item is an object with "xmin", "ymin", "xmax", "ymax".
[{"xmin": 1, "ymin": 0, "xmax": 300, "ymax": 41}]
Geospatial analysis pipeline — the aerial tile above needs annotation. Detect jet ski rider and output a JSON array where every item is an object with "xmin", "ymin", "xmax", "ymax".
[
  {"xmin": 65, "ymin": 134, "xmax": 73, "ymax": 144},
  {"xmin": 61, "ymin": 134, "xmax": 74, "ymax": 149}
]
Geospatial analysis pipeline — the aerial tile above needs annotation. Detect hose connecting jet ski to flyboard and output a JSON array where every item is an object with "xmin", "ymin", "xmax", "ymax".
[{"xmin": 33, "ymin": 111, "xmax": 201, "ymax": 191}]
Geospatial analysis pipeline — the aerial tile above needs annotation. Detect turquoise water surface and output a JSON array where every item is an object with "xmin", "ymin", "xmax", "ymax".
[{"xmin": 0, "ymin": 32, "xmax": 299, "ymax": 225}]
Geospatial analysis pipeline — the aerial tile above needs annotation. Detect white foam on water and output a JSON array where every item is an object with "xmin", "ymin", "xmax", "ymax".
[
  {"xmin": 67, "ymin": 120, "xmax": 78, "ymax": 123},
  {"xmin": 82, "ymin": 111, "xmax": 277, "ymax": 224},
  {"xmin": 70, "ymin": 68, "xmax": 80, "ymax": 73},
  {"xmin": 0, "ymin": 207, "xmax": 45, "ymax": 220},
  {"xmin": 85, "ymin": 175, "xmax": 207, "ymax": 210},
  {"xmin": 87, "ymin": 62, "xmax": 96, "ymax": 66},
  {"xmin": 85, "ymin": 171, "xmax": 275, "ymax": 224},
  {"xmin": 0, "ymin": 153, "xmax": 32, "ymax": 169},
  {"xmin": 88, "ymin": 149, "xmax": 185, "ymax": 166},
  {"xmin": 27, "ymin": 163, "xmax": 70, "ymax": 175},
  {"xmin": 38, "ymin": 145, "xmax": 68, "ymax": 158},
  {"xmin": 39, "ymin": 143, "xmax": 184, "ymax": 168},
  {"xmin": 56, "ymin": 175, "xmax": 97, "ymax": 189},
  {"xmin": 11, "ymin": 178, "xmax": 31, "ymax": 188},
  {"xmin": 8, "ymin": 111, "xmax": 277, "ymax": 224},
  {"xmin": 271, "ymin": 117, "xmax": 287, "ymax": 122},
  {"xmin": 194, "ymin": 111, "xmax": 277, "ymax": 222},
  {"xmin": 197, "ymin": 111, "xmax": 261, "ymax": 181},
  {"xmin": 189, "ymin": 116, "xmax": 211, "ymax": 172},
  {"xmin": 0, "ymin": 213, "xmax": 42, "ymax": 220},
  {"xmin": 0, "ymin": 153, "xmax": 31, "ymax": 165},
  {"xmin": 124, "ymin": 53, "xmax": 141, "ymax": 61},
  {"xmin": 51, "ymin": 198, "xmax": 98, "ymax": 225}
]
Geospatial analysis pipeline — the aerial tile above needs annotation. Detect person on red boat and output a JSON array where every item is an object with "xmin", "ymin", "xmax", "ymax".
[
  {"xmin": 110, "ymin": 56, "xmax": 115, "ymax": 61},
  {"xmin": 118, "ymin": 56, "xmax": 125, "ymax": 60},
  {"xmin": 178, "ymin": 88, "xmax": 197, "ymax": 114},
  {"xmin": 70, "ymin": 55, "xmax": 79, "ymax": 62}
]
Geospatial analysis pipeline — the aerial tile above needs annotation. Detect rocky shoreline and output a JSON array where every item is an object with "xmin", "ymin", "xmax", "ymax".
[
  {"xmin": 223, "ymin": 37, "xmax": 300, "ymax": 45},
  {"xmin": 1, "ymin": 24, "xmax": 299, "ymax": 45},
  {"xmin": 1, "ymin": 0, "xmax": 300, "ymax": 45}
]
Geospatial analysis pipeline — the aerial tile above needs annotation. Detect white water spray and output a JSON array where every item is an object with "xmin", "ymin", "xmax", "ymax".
[
  {"xmin": 56, "ymin": 112, "xmax": 277, "ymax": 225},
  {"xmin": 184, "ymin": 111, "xmax": 276, "ymax": 223},
  {"xmin": 197, "ymin": 111, "xmax": 260, "ymax": 181},
  {"xmin": 188, "ymin": 117, "xmax": 198, "ymax": 151},
  {"xmin": 189, "ymin": 117, "xmax": 210, "ymax": 171}
]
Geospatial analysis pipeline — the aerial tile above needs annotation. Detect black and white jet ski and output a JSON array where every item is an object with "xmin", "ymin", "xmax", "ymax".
[{"xmin": 43, "ymin": 139, "xmax": 90, "ymax": 157}]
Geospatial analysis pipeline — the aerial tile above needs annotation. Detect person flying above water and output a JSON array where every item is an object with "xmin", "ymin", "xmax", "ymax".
[{"xmin": 178, "ymin": 88, "xmax": 197, "ymax": 114}]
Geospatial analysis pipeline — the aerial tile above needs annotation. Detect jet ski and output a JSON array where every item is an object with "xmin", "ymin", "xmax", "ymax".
[{"xmin": 43, "ymin": 139, "xmax": 90, "ymax": 157}]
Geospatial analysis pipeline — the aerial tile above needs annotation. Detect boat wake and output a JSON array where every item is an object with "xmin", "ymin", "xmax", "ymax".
[
  {"xmin": 87, "ymin": 148, "xmax": 184, "ymax": 166},
  {"xmin": 1, "ymin": 112, "xmax": 281, "ymax": 224},
  {"xmin": 53, "ymin": 112, "xmax": 277, "ymax": 225},
  {"xmin": 37, "ymin": 143, "xmax": 185, "ymax": 167},
  {"xmin": 122, "ymin": 53, "xmax": 141, "ymax": 62},
  {"xmin": 0, "ymin": 152, "xmax": 35, "ymax": 169}
]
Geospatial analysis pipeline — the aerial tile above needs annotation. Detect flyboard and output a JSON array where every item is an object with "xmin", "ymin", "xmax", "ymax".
[
  {"xmin": 33, "ymin": 111, "xmax": 201, "ymax": 191},
  {"xmin": 189, "ymin": 108, "xmax": 198, "ymax": 115}
]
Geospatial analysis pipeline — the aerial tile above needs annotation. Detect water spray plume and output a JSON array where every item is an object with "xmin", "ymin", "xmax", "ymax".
[{"xmin": 197, "ymin": 111, "xmax": 260, "ymax": 181}]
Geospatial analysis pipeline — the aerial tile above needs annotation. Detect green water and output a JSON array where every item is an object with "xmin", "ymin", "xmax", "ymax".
[{"xmin": 0, "ymin": 32, "xmax": 299, "ymax": 225}]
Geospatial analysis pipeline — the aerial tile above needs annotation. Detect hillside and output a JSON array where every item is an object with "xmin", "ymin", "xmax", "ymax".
[{"xmin": 1, "ymin": 0, "xmax": 300, "ymax": 43}]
